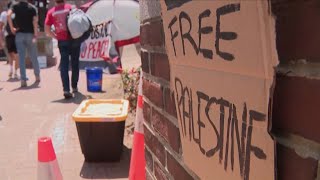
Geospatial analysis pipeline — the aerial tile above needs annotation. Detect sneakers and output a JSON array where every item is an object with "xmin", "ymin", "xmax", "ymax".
[
  {"xmin": 9, "ymin": 72, "xmax": 19, "ymax": 79},
  {"xmin": 21, "ymin": 80, "xmax": 27, "ymax": 87},
  {"xmin": 14, "ymin": 73, "xmax": 19, "ymax": 79},
  {"xmin": 72, "ymin": 88, "xmax": 78, "ymax": 93},
  {"xmin": 63, "ymin": 91, "xmax": 73, "ymax": 99},
  {"xmin": 35, "ymin": 76, "xmax": 41, "ymax": 83}
]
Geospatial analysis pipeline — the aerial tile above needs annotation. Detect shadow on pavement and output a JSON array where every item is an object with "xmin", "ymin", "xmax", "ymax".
[
  {"xmin": 7, "ymin": 77, "xmax": 20, "ymax": 82},
  {"xmin": 11, "ymin": 82, "xmax": 40, "ymax": 91},
  {"xmin": 79, "ymin": 146, "xmax": 131, "ymax": 179},
  {"xmin": 51, "ymin": 92, "xmax": 88, "ymax": 104},
  {"xmin": 87, "ymin": 90, "xmax": 107, "ymax": 94}
]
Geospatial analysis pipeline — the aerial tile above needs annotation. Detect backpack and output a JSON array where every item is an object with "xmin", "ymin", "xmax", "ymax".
[{"xmin": 67, "ymin": 8, "xmax": 93, "ymax": 43}]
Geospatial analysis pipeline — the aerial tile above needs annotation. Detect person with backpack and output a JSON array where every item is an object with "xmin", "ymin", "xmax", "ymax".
[
  {"xmin": 7, "ymin": 0, "xmax": 40, "ymax": 87},
  {"xmin": 1, "ymin": 1, "xmax": 19, "ymax": 79},
  {"xmin": 44, "ymin": 0, "xmax": 81, "ymax": 99}
]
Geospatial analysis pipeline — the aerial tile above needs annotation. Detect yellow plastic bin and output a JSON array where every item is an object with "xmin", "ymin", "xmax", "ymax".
[{"xmin": 72, "ymin": 99, "xmax": 129, "ymax": 162}]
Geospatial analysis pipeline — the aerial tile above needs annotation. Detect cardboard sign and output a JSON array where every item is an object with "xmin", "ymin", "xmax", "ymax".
[
  {"xmin": 80, "ymin": 22, "xmax": 110, "ymax": 62},
  {"xmin": 159, "ymin": 1, "xmax": 278, "ymax": 180}
]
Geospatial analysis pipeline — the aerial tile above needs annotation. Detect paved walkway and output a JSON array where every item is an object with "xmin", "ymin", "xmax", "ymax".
[{"xmin": 0, "ymin": 44, "xmax": 140, "ymax": 179}]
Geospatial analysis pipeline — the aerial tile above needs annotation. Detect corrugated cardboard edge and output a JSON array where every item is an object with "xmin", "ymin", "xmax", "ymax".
[{"xmin": 259, "ymin": 1, "xmax": 279, "ymax": 179}]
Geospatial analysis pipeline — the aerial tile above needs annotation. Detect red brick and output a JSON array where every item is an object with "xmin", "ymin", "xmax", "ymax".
[
  {"xmin": 150, "ymin": 53, "xmax": 170, "ymax": 81},
  {"xmin": 140, "ymin": 20, "xmax": 164, "ymax": 48},
  {"xmin": 143, "ymin": 78, "xmax": 163, "ymax": 108},
  {"xmin": 164, "ymin": 88, "xmax": 177, "ymax": 118},
  {"xmin": 154, "ymin": 161, "xmax": 169, "ymax": 180},
  {"xmin": 141, "ymin": 51, "xmax": 150, "ymax": 73},
  {"xmin": 143, "ymin": 102, "xmax": 152, "ymax": 125},
  {"xmin": 145, "ymin": 147, "xmax": 154, "ymax": 172},
  {"xmin": 277, "ymin": 143, "xmax": 318, "ymax": 180},
  {"xmin": 167, "ymin": 152, "xmax": 194, "ymax": 180},
  {"xmin": 146, "ymin": 170, "xmax": 155, "ymax": 180},
  {"xmin": 168, "ymin": 124, "xmax": 181, "ymax": 154},
  {"xmin": 272, "ymin": 75, "xmax": 320, "ymax": 143},
  {"xmin": 272, "ymin": 0, "xmax": 320, "ymax": 63},
  {"xmin": 151, "ymin": 109, "xmax": 164, "ymax": 136},
  {"xmin": 152, "ymin": 108, "xmax": 181, "ymax": 154},
  {"xmin": 144, "ymin": 125, "xmax": 166, "ymax": 165}
]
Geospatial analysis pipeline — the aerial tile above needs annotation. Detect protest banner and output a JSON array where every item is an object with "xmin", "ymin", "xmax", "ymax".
[
  {"xmin": 80, "ymin": 22, "xmax": 110, "ymax": 62},
  {"xmin": 160, "ymin": 1, "xmax": 278, "ymax": 179}
]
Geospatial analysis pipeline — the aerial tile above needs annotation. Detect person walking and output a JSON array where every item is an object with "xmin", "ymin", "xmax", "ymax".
[
  {"xmin": 44, "ymin": 0, "xmax": 81, "ymax": 99},
  {"xmin": 0, "ymin": 6, "xmax": 11, "ymax": 65},
  {"xmin": 1, "ymin": 1, "xmax": 19, "ymax": 79},
  {"xmin": 7, "ymin": 0, "xmax": 40, "ymax": 87}
]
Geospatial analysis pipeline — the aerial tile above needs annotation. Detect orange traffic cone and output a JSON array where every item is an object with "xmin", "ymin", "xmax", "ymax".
[
  {"xmin": 129, "ymin": 72, "xmax": 146, "ymax": 180},
  {"xmin": 37, "ymin": 137, "xmax": 63, "ymax": 180}
]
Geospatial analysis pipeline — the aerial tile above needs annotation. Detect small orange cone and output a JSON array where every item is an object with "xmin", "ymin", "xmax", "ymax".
[
  {"xmin": 37, "ymin": 137, "xmax": 63, "ymax": 180},
  {"xmin": 129, "ymin": 72, "xmax": 146, "ymax": 180}
]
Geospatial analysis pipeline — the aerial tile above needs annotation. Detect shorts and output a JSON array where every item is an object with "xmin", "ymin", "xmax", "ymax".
[{"xmin": 5, "ymin": 35, "xmax": 17, "ymax": 53}]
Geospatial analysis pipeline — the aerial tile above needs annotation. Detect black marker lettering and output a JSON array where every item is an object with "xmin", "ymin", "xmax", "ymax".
[
  {"xmin": 198, "ymin": 9, "xmax": 213, "ymax": 59},
  {"xmin": 216, "ymin": 4, "xmax": 240, "ymax": 61}
]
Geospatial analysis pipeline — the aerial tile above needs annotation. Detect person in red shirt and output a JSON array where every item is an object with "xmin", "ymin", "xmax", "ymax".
[{"xmin": 44, "ymin": 0, "xmax": 80, "ymax": 99}]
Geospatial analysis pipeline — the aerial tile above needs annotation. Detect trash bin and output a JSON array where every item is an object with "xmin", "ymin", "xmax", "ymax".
[
  {"xmin": 72, "ymin": 99, "xmax": 129, "ymax": 162},
  {"xmin": 86, "ymin": 67, "xmax": 103, "ymax": 92}
]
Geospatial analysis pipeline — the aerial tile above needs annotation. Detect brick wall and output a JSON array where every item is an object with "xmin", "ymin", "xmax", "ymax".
[
  {"xmin": 271, "ymin": 0, "xmax": 320, "ymax": 179},
  {"xmin": 140, "ymin": 0, "xmax": 199, "ymax": 179},
  {"xmin": 141, "ymin": 0, "xmax": 320, "ymax": 180}
]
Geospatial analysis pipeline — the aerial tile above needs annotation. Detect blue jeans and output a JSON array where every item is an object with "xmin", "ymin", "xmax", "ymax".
[
  {"xmin": 58, "ymin": 40, "xmax": 81, "ymax": 92},
  {"xmin": 15, "ymin": 33, "xmax": 40, "ymax": 81}
]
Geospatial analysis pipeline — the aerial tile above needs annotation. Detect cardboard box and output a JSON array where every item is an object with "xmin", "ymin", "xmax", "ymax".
[{"xmin": 160, "ymin": 0, "xmax": 278, "ymax": 179}]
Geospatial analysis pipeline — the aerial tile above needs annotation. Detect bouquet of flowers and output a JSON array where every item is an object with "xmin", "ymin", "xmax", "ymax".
[{"xmin": 121, "ymin": 67, "xmax": 141, "ymax": 112}]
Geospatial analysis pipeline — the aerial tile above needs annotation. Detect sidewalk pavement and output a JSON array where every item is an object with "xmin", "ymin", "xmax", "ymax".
[{"xmin": 0, "ymin": 44, "xmax": 140, "ymax": 180}]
